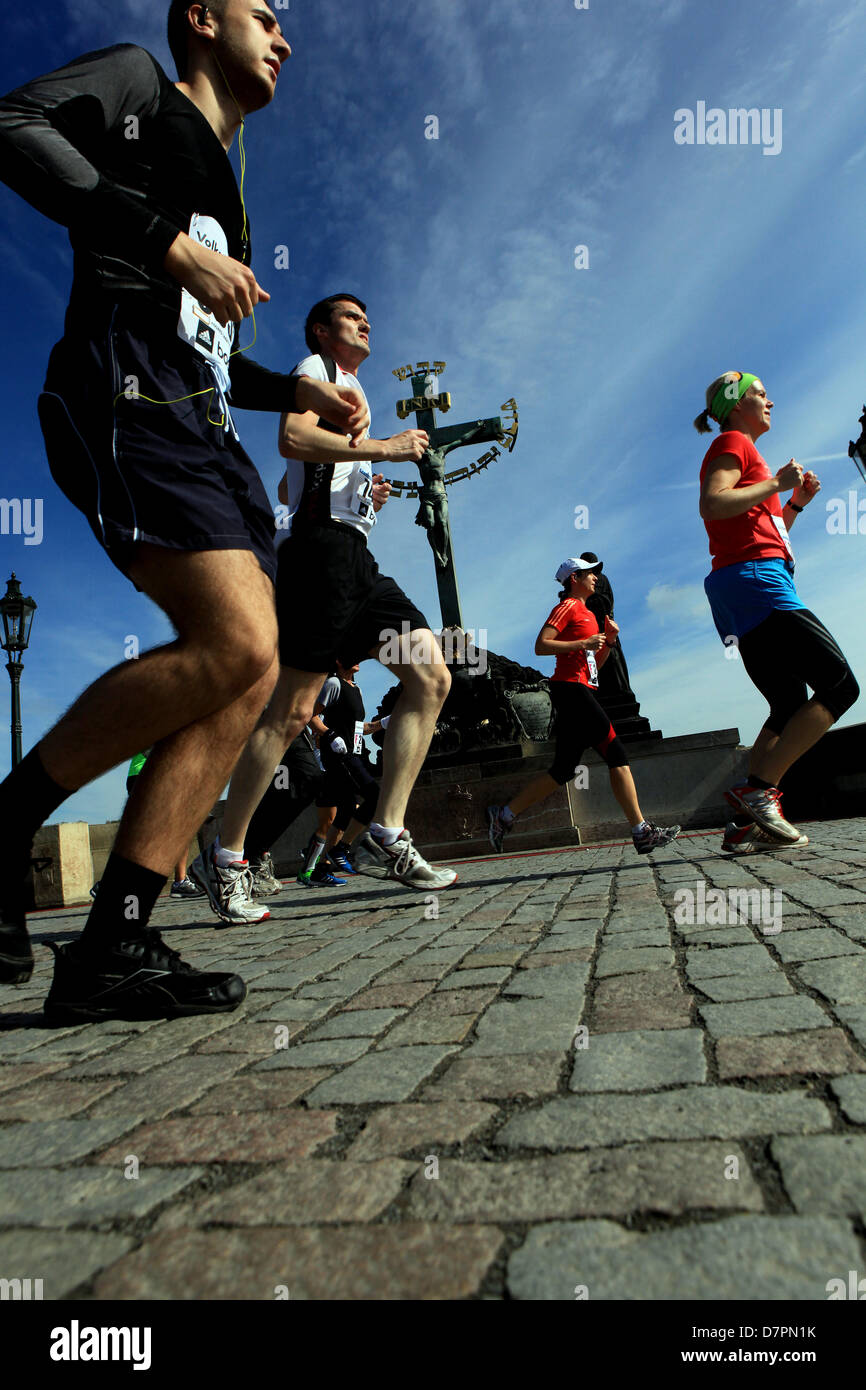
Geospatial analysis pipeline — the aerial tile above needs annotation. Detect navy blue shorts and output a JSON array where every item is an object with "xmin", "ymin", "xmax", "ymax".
[
  {"xmin": 276, "ymin": 521, "xmax": 428, "ymax": 672},
  {"xmin": 36, "ymin": 305, "xmax": 277, "ymax": 583}
]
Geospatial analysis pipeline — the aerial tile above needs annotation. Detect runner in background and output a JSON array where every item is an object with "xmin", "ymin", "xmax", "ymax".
[
  {"xmin": 487, "ymin": 558, "xmax": 680, "ymax": 856},
  {"xmin": 696, "ymin": 371, "xmax": 859, "ymax": 853}
]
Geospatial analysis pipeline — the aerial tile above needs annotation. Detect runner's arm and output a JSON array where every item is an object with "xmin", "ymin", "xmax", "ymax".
[
  {"xmin": 280, "ymin": 406, "xmax": 426, "ymax": 463},
  {"xmin": 535, "ymin": 624, "xmax": 605, "ymax": 657},
  {"xmin": 0, "ymin": 45, "xmax": 177, "ymax": 268},
  {"xmin": 700, "ymin": 454, "xmax": 793, "ymax": 520}
]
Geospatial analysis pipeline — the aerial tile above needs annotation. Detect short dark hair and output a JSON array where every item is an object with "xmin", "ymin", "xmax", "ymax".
[
  {"xmin": 167, "ymin": 0, "xmax": 224, "ymax": 80},
  {"xmin": 305, "ymin": 294, "xmax": 367, "ymax": 354}
]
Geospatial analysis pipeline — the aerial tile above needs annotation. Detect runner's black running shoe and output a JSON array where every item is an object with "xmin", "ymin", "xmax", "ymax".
[
  {"xmin": 0, "ymin": 843, "xmax": 35, "ymax": 984},
  {"xmin": 43, "ymin": 930, "xmax": 246, "ymax": 1024}
]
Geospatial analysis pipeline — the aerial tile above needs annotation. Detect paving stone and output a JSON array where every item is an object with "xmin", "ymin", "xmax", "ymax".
[
  {"xmin": 0, "ymin": 1117, "xmax": 139, "ymax": 1168},
  {"xmin": 86, "ymin": 1055, "xmax": 248, "ymax": 1121},
  {"xmin": 773, "ymin": 1135, "xmax": 866, "ymax": 1214},
  {"xmin": 498, "ymin": 1086, "xmax": 831, "ymax": 1150},
  {"xmin": 64, "ymin": 1020, "xmax": 235, "ymax": 1076},
  {"xmin": 796, "ymin": 958, "xmax": 866, "ymax": 1006},
  {"xmin": 405, "ymin": 1143, "xmax": 762, "ymax": 1222},
  {"xmin": 673, "ymin": 926, "xmax": 756, "ymax": 946},
  {"xmin": 255, "ymin": 998, "xmax": 334, "ymax": 1022},
  {"xmin": 590, "ymin": 991, "xmax": 694, "ymax": 1033},
  {"xmin": 303, "ymin": 1009, "xmax": 405, "ymax": 1040},
  {"xmin": 196, "ymin": 1022, "xmax": 308, "ymax": 1053},
  {"xmin": 595, "ymin": 946, "xmax": 674, "ymax": 977},
  {"xmin": 0, "ymin": 1061, "xmax": 64, "ymax": 1092},
  {"xmin": 570, "ymin": 1028, "xmax": 706, "ymax": 1092},
  {"xmin": 90, "ymin": 1224, "xmax": 504, "ymax": 1300},
  {"xmin": 521, "ymin": 948, "xmax": 593, "ymax": 966},
  {"xmin": 440, "ymin": 967, "xmax": 511, "ymax": 989},
  {"xmin": 160, "ymin": 1159, "xmax": 416, "ymax": 1228},
  {"xmin": 375, "ymin": 961, "xmax": 452, "ymax": 984},
  {"xmin": 717, "ymin": 1030, "xmax": 866, "ymax": 1080},
  {"xmin": 0, "ymin": 1230, "xmax": 133, "ymax": 1299},
  {"xmin": 772, "ymin": 929, "xmax": 864, "ymax": 963},
  {"xmin": 460, "ymin": 950, "xmax": 525, "ymax": 968},
  {"xmin": 303, "ymin": 1045, "xmax": 459, "ymax": 1105},
  {"xmin": 829, "ymin": 1075, "xmax": 866, "ymax": 1125},
  {"xmin": 502, "ymin": 963, "xmax": 589, "ymax": 999},
  {"xmin": 187, "ymin": 1070, "xmax": 333, "ymax": 1113},
  {"xmin": 345, "ymin": 982, "xmax": 436, "ymax": 1010},
  {"xmin": 699, "ymin": 996, "xmax": 831, "ymax": 1038},
  {"xmin": 411, "ymin": 987, "xmax": 499, "ymax": 1019},
  {"xmin": 97, "ymin": 1110, "xmax": 338, "ymax": 1164},
  {"xmin": 376, "ymin": 1014, "xmax": 478, "ymax": 1047},
  {"xmin": 347, "ymin": 1102, "xmax": 498, "ymax": 1159},
  {"xmin": 0, "ymin": 1165, "xmax": 204, "ymax": 1227},
  {"xmin": 462, "ymin": 999, "xmax": 579, "ymax": 1056},
  {"xmin": 684, "ymin": 945, "xmax": 776, "ymax": 979},
  {"xmin": 544, "ymin": 925, "xmax": 599, "ymax": 947},
  {"xmin": 254, "ymin": 1037, "xmax": 372, "ymax": 1070},
  {"xmin": 691, "ymin": 973, "xmax": 795, "ymax": 1002},
  {"xmin": 591, "ymin": 972, "xmax": 686, "ymax": 1008},
  {"xmin": 600, "ymin": 929, "xmax": 671, "ymax": 949},
  {"xmin": 422, "ymin": 1054, "xmax": 563, "ymax": 1101},
  {"xmin": 0, "ymin": 1077, "xmax": 123, "ymax": 1120},
  {"xmin": 506, "ymin": 1215, "xmax": 862, "ymax": 1301},
  {"xmin": 835, "ymin": 1005, "xmax": 866, "ymax": 1050}
]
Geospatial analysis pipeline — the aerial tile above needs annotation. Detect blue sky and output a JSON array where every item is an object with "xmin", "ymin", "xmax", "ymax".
[{"xmin": 0, "ymin": 0, "xmax": 864, "ymax": 827}]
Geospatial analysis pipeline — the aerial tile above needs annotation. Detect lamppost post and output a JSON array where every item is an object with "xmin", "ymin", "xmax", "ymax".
[{"xmin": 0, "ymin": 574, "xmax": 37, "ymax": 768}]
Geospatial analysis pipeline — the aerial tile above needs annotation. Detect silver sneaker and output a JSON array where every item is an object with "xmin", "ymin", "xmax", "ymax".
[
  {"xmin": 351, "ymin": 830, "xmax": 457, "ymax": 891},
  {"xmin": 248, "ymin": 852, "xmax": 282, "ymax": 898},
  {"xmin": 724, "ymin": 784, "xmax": 803, "ymax": 843},
  {"xmin": 189, "ymin": 848, "xmax": 271, "ymax": 926}
]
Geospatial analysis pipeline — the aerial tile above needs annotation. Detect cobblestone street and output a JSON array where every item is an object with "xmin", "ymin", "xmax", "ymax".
[{"xmin": 2, "ymin": 820, "xmax": 866, "ymax": 1301}]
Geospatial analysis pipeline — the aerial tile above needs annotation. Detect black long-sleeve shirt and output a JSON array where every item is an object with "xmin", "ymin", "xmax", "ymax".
[{"xmin": 0, "ymin": 43, "xmax": 297, "ymax": 412}]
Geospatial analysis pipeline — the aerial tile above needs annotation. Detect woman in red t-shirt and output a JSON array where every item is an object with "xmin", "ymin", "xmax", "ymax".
[
  {"xmin": 487, "ymin": 558, "xmax": 680, "ymax": 855},
  {"xmin": 696, "ymin": 370, "xmax": 859, "ymax": 853}
]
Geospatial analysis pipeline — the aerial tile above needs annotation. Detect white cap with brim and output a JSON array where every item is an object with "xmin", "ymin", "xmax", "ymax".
[{"xmin": 555, "ymin": 557, "xmax": 603, "ymax": 584}]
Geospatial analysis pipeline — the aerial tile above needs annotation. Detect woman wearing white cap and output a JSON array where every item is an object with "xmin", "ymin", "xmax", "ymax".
[{"xmin": 487, "ymin": 557, "xmax": 680, "ymax": 854}]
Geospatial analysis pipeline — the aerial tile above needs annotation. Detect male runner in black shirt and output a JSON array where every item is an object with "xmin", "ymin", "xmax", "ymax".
[{"xmin": 0, "ymin": 1, "xmax": 367, "ymax": 1020}]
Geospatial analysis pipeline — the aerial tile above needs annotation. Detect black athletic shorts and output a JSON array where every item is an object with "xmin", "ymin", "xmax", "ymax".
[
  {"xmin": 548, "ymin": 680, "xmax": 630, "ymax": 785},
  {"xmin": 738, "ymin": 607, "xmax": 860, "ymax": 732},
  {"xmin": 276, "ymin": 520, "xmax": 428, "ymax": 671},
  {"xmin": 36, "ymin": 305, "xmax": 278, "ymax": 582},
  {"xmin": 315, "ymin": 748, "xmax": 380, "ymax": 829}
]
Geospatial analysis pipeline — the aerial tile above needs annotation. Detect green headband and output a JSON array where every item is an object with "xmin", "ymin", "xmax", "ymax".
[{"xmin": 710, "ymin": 372, "xmax": 758, "ymax": 426}]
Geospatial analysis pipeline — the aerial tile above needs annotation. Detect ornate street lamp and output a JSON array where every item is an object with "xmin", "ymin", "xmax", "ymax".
[{"xmin": 0, "ymin": 574, "xmax": 37, "ymax": 767}]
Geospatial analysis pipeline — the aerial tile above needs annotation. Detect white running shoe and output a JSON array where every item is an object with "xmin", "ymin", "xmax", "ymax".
[
  {"xmin": 190, "ymin": 848, "xmax": 271, "ymax": 926},
  {"xmin": 248, "ymin": 852, "xmax": 282, "ymax": 898},
  {"xmin": 351, "ymin": 830, "xmax": 458, "ymax": 891}
]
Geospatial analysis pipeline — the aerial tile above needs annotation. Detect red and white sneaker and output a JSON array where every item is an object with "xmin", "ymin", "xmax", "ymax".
[
  {"xmin": 721, "ymin": 820, "xmax": 809, "ymax": 854},
  {"xmin": 724, "ymin": 784, "xmax": 803, "ymax": 844}
]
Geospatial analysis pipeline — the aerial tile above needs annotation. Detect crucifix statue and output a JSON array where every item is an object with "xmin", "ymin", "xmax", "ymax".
[{"xmin": 391, "ymin": 361, "xmax": 514, "ymax": 629}]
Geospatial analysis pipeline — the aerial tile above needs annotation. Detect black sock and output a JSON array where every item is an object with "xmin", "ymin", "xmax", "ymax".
[
  {"xmin": 747, "ymin": 775, "xmax": 773, "ymax": 791},
  {"xmin": 80, "ymin": 853, "xmax": 166, "ymax": 949},
  {"xmin": 0, "ymin": 746, "xmax": 73, "ymax": 850}
]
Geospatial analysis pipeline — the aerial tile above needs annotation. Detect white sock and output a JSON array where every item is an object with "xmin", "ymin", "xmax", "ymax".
[
  {"xmin": 214, "ymin": 837, "xmax": 245, "ymax": 868},
  {"xmin": 631, "ymin": 820, "xmax": 649, "ymax": 835},
  {"xmin": 371, "ymin": 823, "xmax": 404, "ymax": 847}
]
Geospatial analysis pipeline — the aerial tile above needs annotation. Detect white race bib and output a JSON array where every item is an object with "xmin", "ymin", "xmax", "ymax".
[
  {"xmin": 770, "ymin": 513, "xmax": 795, "ymax": 564},
  {"xmin": 353, "ymin": 720, "xmax": 365, "ymax": 755},
  {"xmin": 177, "ymin": 214, "xmax": 234, "ymax": 395},
  {"xmin": 355, "ymin": 467, "xmax": 375, "ymax": 525},
  {"xmin": 586, "ymin": 651, "xmax": 599, "ymax": 687}
]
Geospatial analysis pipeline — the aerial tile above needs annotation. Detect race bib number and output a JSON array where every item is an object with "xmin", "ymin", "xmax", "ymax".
[
  {"xmin": 771, "ymin": 513, "xmax": 795, "ymax": 563},
  {"xmin": 355, "ymin": 468, "xmax": 375, "ymax": 524},
  {"xmin": 353, "ymin": 720, "xmax": 365, "ymax": 755},
  {"xmin": 586, "ymin": 651, "xmax": 599, "ymax": 687},
  {"xmin": 177, "ymin": 214, "xmax": 234, "ymax": 394}
]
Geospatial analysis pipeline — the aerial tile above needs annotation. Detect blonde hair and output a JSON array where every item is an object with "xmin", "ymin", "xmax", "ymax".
[{"xmin": 693, "ymin": 371, "xmax": 741, "ymax": 434}]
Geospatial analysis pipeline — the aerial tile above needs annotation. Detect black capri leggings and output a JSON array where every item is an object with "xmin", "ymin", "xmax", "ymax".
[
  {"xmin": 548, "ymin": 681, "xmax": 630, "ymax": 785},
  {"xmin": 317, "ymin": 750, "xmax": 380, "ymax": 831},
  {"xmin": 738, "ymin": 608, "xmax": 859, "ymax": 735}
]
